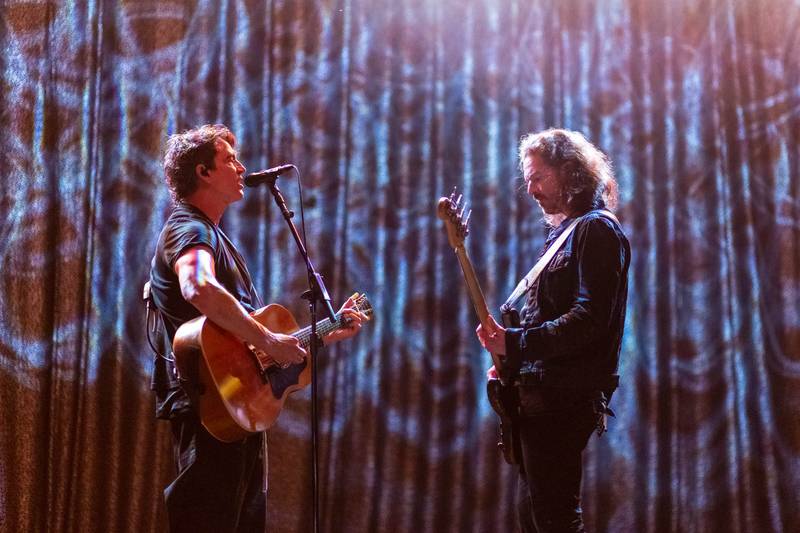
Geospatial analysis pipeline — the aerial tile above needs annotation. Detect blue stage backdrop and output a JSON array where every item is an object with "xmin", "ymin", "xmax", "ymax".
[{"xmin": 1, "ymin": 1, "xmax": 798, "ymax": 531}]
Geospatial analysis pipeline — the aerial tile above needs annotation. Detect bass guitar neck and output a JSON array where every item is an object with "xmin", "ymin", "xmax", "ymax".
[
  {"xmin": 438, "ymin": 192, "xmax": 520, "ymax": 465},
  {"xmin": 452, "ymin": 244, "xmax": 504, "ymax": 372}
]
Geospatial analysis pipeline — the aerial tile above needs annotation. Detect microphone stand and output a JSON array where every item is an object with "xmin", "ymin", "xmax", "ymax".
[{"xmin": 266, "ymin": 179, "xmax": 335, "ymax": 533}]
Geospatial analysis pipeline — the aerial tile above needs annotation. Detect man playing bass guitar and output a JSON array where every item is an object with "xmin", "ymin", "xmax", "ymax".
[
  {"xmin": 476, "ymin": 129, "xmax": 630, "ymax": 533},
  {"xmin": 148, "ymin": 124, "xmax": 367, "ymax": 532}
]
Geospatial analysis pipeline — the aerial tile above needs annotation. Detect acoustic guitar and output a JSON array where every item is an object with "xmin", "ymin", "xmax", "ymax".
[
  {"xmin": 437, "ymin": 192, "xmax": 522, "ymax": 465},
  {"xmin": 173, "ymin": 293, "xmax": 372, "ymax": 442}
]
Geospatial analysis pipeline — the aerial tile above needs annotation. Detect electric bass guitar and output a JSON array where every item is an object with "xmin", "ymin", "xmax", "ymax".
[
  {"xmin": 437, "ymin": 192, "xmax": 522, "ymax": 465},
  {"xmin": 173, "ymin": 293, "xmax": 372, "ymax": 442}
]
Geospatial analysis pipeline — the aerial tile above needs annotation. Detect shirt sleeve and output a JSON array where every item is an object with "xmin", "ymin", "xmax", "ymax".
[
  {"xmin": 504, "ymin": 215, "xmax": 627, "ymax": 368},
  {"xmin": 161, "ymin": 217, "xmax": 219, "ymax": 270}
]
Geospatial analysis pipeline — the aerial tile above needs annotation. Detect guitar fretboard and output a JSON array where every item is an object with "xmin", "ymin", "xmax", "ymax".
[{"xmin": 293, "ymin": 314, "xmax": 348, "ymax": 347}]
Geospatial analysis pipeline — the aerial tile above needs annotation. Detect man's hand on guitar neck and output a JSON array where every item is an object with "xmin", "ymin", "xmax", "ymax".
[
  {"xmin": 476, "ymin": 315, "xmax": 507, "ymax": 355},
  {"xmin": 321, "ymin": 295, "xmax": 368, "ymax": 346}
]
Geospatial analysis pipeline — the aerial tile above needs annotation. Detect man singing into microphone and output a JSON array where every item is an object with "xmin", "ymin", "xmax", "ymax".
[{"xmin": 148, "ymin": 124, "xmax": 366, "ymax": 532}]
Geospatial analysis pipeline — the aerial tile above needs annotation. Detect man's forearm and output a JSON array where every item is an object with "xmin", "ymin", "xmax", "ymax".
[{"xmin": 186, "ymin": 279, "xmax": 270, "ymax": 348}]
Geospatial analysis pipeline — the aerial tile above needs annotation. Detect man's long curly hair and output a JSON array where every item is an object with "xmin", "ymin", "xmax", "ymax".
[
  {"xmin": 519, "ymin": 129, "xmax": 618, "ymax": 224},
  {"xmin": 163, "ymin": 124, "xmax": 236, "ymax": 201}
]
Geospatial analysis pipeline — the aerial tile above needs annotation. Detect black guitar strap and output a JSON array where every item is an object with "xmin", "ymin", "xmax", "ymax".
[{"xmin": 499, "ymin": 307, "xmax": 520, "ymax": 328}]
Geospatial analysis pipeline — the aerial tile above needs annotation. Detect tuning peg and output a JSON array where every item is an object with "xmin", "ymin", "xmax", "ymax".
[
  {"xmin": 458, "ymin": 202, "xmax": 467, "ymax": 219},
  {"xmin": 464, "ymin": 209, "xmax": 472, "ymax": 227},
  {"xmin": 449, "ymin": 187, "xmax": 457, "ymax": 204}
]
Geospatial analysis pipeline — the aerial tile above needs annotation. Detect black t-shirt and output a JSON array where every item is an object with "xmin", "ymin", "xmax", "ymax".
[{"xmin": 149, "ymin": 202, "xmax": 262, "ymax": 419}]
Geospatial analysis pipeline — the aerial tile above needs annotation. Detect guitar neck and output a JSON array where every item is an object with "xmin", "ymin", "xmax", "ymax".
[
  {"xmin": 454, "ymin": 245, "xmax": 492, "ymax": 328},
  {"xmin": 453, "ymin": 245, "xmax": 504, "ymax": 370},
  {"xmin": 292, "ymin": 313, "xmax": 347, "ymax": 348},
  {"xmin": 456, "ymin": 245, "xmax": 502, "ymax": 371}
]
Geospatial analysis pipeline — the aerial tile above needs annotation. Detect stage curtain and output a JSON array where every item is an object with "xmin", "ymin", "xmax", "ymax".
[{"xmin": 1, "ymin": 0, "xmax": 798, "ymax": 531}]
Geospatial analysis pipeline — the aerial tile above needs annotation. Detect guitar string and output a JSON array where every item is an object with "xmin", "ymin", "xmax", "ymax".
[{"xmin": 257, "ymin": 299, "xmax": 372, "ymax": 366}]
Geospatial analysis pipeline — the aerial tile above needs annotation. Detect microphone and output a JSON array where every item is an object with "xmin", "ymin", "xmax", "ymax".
[{"xmin": 244, "ymin": 164, "xmax": 295, "ymax": 187}]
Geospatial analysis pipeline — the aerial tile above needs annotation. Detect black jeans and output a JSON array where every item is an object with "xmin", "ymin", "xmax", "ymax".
[
  {"xmin": 516, "ymin": 397, "xmax": 598, "ymax": 533},
  {"xmin": 164, "ymin": 414, "xmax": 266, "ymax": 533}
]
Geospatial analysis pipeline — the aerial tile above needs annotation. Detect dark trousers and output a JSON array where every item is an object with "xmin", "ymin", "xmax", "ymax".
[
  {"xmin": 164, "ymin": 414, "xmax": 266, "ymax": 533},
  {"xmin": 516, "ymin": 399, "xmax": 598, "ymax": 533}
]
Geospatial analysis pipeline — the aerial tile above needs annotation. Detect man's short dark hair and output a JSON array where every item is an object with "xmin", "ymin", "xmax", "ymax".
[{"xmin": 163, "ymin": 124, "xmax": 236, "ymax": 200}]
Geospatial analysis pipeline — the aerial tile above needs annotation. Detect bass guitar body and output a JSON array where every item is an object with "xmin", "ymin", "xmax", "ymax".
[
  {"xmin": 173, "ymin": 304, "xmax": 309, "ymax": 442},
  {"xmin": 489, "ymin": 307, "xmax": 522, "ymax": 465},
  {"xmin": 486, "ymin": 379, "xmax": 522, "ymax": 465}
]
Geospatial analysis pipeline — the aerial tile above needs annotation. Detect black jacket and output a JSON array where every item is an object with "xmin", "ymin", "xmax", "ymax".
[{"xmin": 503, "ymin": 209, "xmax": 631, "ymax": 392}]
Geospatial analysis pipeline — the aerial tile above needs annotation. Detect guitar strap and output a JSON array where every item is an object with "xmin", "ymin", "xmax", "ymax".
[{"xmin": 502, "ymin": 210, "xmax": 618, "ymax": 312}]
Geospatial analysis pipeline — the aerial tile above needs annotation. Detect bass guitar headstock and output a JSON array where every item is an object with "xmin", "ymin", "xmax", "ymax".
[{"xmin": 437, "ymin": 188, "xmax": 471, "ymax": 249}]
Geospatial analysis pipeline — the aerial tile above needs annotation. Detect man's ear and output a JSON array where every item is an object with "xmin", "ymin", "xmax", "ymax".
[{"xmin": 195, "ymin": 163, "xmax": 209, "ymax": 181}]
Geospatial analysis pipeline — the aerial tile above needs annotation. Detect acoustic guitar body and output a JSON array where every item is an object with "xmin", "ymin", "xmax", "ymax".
[{"xmin": 173, "ymin": 304, "xmax": 309, "ymax": 442}]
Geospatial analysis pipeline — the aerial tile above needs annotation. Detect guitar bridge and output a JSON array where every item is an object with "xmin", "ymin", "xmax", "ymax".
[{"xmin": 245, "ymin": 343, "xmax": 274, "ymax": 384}]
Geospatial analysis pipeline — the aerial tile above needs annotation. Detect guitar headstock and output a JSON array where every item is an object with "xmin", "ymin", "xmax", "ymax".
[
  {"xmin": 437, "ymin": 188, "xmax": 471, "ymax": 249},
  {"xmin": 350, "ymin": 292, "xmax": 373, "ymax": 321}
]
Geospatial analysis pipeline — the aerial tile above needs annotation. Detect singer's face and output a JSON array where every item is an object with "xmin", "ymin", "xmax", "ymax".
[
  {"xmin": 523, "ymin": 154, "xmax": 563, "ymax": 215},
  {"xmin": 207, "ymin": 139, "xmax": 246, "ymax": 202}
]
